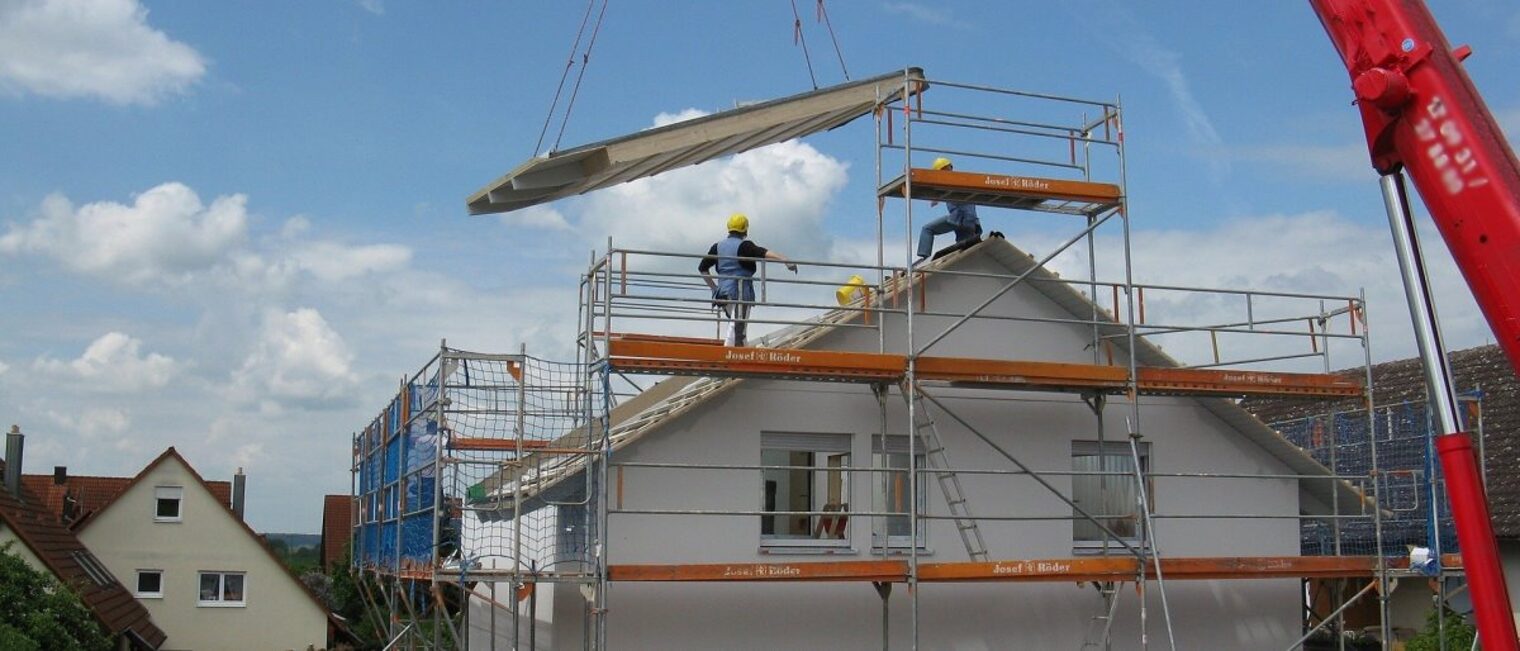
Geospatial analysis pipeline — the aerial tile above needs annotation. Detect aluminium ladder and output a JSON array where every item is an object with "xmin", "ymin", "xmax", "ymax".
[{"xmin": 899, "ymin": 380, "xmax": 989, "ymax": 561}]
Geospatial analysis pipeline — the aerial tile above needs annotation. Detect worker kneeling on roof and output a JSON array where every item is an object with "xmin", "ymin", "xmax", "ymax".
[
  {"xmin": 916, "ymin": 157, "xmax": 982, "ymax": 262},
  {"xmin": 699, "ymin": 213, "xmax": 797, "ymax": 347}
]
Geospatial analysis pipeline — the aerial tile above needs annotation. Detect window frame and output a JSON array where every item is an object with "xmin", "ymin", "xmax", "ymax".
[
  {"xmin": 153, "ymin": 485, "xmax": 184, "ymax": 523},
  {"xmin": 1070, "ymin": 440, "xmax": 1153, "ymax": 555},
  {"xmin": 871, "ymin": 435, "xmax": 928, "ymax": 552},
  {"xmin": 135, "ymin": 570, "xmax": 164, "ymax": 599},
  {"xmin": 759, "ymin": 431, "xmax": 853, "ymax": 552},
  {"xmin": 196, "ymin": 571, "xmax": 247, "ymax": 608}
]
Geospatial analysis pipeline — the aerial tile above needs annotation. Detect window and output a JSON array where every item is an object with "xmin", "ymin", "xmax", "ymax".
[
  {"xmin": 873, "ymin": 435, "xmax": 926, "ymax": 550},
  {"xmin": 154, "ymin": 486, "xmax": 183, "ymax": 522},
  {"xmin": 197, "ymin": 572, "xmax": 246, "ymax": 607},
  {"xmin": 1071, "ymin": 440, "xmax": 1151, "ymax": 553},
  {"xmin": 760, "ymin": 432, "xmax": 851, "ymax": 549},
  {"xmin": 135, "ymin": 570, "xmax": 163, "ymax": 598},
  {"xmin": 70, "ymin": 550, "xmax": 117, "ymax": 586}
]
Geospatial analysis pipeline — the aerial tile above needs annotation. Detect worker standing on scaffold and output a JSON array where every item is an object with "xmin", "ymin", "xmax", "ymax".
[
  {"xmin": 916, "ymin": 157, "xmax": 982, "ymax": 262},
  {"xmin": 699, "ymin": 213, "xmax": 797, "ymax": 347}
]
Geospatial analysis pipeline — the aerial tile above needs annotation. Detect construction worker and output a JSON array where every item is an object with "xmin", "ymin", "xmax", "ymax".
[
  {"xmin": 916, "ymin": 157, "xmax": 981, "ymax": 262},
  {"xmin": 699, "ymin": 213, "xmax": 797, "ymax": 346}
]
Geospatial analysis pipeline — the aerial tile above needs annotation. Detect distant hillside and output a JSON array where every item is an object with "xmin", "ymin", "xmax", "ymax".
[{"xmin": 264, "ymin": 532, "xmax": 321, "ymax": 549}]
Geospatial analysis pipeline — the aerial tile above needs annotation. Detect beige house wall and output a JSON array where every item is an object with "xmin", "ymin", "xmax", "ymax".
[{"xmin": 79, "ymin": 457, "xmax": 326, "ymax": 651}]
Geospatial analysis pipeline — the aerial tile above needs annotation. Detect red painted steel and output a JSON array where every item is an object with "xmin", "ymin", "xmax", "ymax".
[{"xmin": 1310, "ymin": 1, "xmax": 1520, "ymax": 646}]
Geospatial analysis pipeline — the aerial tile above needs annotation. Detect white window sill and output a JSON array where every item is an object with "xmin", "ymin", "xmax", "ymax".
[
  {"xmin": 153, "ymin": 518, "xmax": 182, "ymax": 524},
  {"xmin": 135, "ymin": 593, "xmax": 163, "ymax": 600},
  {"xmin": 759, "ymin": 544, "xmax": 856, "ymax": 556},
  {"xmin": 1073, "ymin": 541, "xmax": 1148, "ymax": 556},
  {"xmin": 870, "ymin": 546, "xmax": 933, "ymax": 557},
  {"xmin": 196, "ymin": 601, "xmax": 246, "ymax": 608}
]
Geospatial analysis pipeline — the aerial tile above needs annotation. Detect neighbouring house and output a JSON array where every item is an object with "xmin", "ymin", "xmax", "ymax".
[
  {"xmin": 473, "ymin": 238, "xmax": 1363, "ymax": 650},
  {"xmin": 57, "ymin": 447, "xmax": 332, "ymax": 651},
  {"xmin": 22, "ymin": 465, "xmax": 231, "ymax": 531},
  {"xmin": 0, "ymin": 426, "xmax": 167, "ymax": 649},
  {"xmin": 320, "ymin": 494, "xmax": 353, "ymax": 572},
  {"xmin": 1247, "ymin": 343, "xmax": 1520, "ymax": 634}
]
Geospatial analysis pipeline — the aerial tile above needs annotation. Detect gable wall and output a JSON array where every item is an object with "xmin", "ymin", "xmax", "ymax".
[
  {"xmin": 78, "ymin": 458, "xmax": 326, "ymax": 651},
  {"xmin": 0, "ymin": 523, "xmax": 50, "ymax": 575},
  {"xmin": 559, "ymin": 250, "xmax": 1307, "ymax": 649}
]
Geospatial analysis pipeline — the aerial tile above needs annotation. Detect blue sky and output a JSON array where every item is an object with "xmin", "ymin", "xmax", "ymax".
[{"xmin": 0, "ymin": 0, "xmax": 1517, "ymax": 532}]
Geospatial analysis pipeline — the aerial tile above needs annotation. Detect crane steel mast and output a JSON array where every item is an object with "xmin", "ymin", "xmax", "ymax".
[{"xmin": 1309, "ymin": 0, "xmax": 1520, "ymax": 647}]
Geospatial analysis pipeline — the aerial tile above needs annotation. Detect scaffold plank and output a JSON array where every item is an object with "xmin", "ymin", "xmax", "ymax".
[
  {"xmin": 879, "ymin": 168, "xmax": 1122, "ymax": 215},
  {"xmin": 607, "ymin": 339, "xmax": 904, "ymax": 382},
  {"xmin": 608, "ymin": 555, "xmax": 1460, "ymax": 583},
  {"xmin": 1136, "ymin": 367, "xmax": 1364, "ymax": 398},
  {"xmin": 609, "ymin": 560, "xmax": 905, "ymax": 582},
  {"xmin": 605, "ymin": 338, "xmax": 1362, "ymax": 398}
]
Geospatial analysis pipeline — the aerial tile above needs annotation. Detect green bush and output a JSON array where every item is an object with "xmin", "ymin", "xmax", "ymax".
[
  {"xmin": 1406, "ymin": 606, "xmax": 1477, "ymax": 651},
  {"xmin": 0, "ymin": 543, "xmax": 112, "ymax": 650}
]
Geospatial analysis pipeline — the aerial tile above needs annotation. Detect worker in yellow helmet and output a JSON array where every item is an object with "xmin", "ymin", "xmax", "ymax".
[
  {"xmin": 916, "ymin": 157, "xmax": 982, "ymax": 262},
  {"xmin": 699, "ymin": 213, "xmax": 798, "ymax": 346}
]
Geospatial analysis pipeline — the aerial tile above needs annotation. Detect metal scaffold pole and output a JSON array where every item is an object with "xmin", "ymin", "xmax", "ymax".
[{"xmin": 901, "ymin": 69, "xmax": 921, "ymax": 651}]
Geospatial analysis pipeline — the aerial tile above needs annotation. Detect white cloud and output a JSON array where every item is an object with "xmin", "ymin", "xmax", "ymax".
[
  {"xmin": 0, "ymin": 182, "xmax": 248, "ymax": 284},
  {"xmin": 1072, "ymin": 1, "xmax": 1223, "ymax": 177},
  {"xmin": 505, "ymin": 205, "xmax": 573, "ymax": 232},
  {"xmin": 33, "ymin": 332, "xmax": 179, "ymax": 391},
  {"xmin": 291, "ymin": 241, "xmax": 412, "ymax": 282},
  {"xmin": 355, "ymin": 0, "xmax": 383, "ymax": 15},
  {"xmin": 0, "ymin": 0, "xmax": 206, "ymax": 105},
  {"xmin": 229, "ymin": 308, "xmax": 360, "ymax": 410},
  {"xmin": 0, "ymin": 360, "xmax": 8, "ymax": 375},
  {"xmin": 576, "ymin": 128, "xmax": 850, "ymax": 261},
  {"xmin": 652, "ymin": 108, "xmax": 709, "ymax": 128},
  {"xmin": 44, "ymin": 407, "xmax": 129, "ymax": 437},
  {"xmin": 882, "ymin": 2, "xmax": 971, "ymax": 30}
]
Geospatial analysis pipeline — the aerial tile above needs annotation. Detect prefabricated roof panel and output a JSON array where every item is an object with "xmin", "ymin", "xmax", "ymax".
[{"xmin": 467, "ymin": 67, "xmax": 925, "ymax": 215}]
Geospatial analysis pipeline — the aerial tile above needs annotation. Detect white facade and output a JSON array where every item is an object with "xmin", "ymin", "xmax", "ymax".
[
  {"xmin": 528, "ymin": 244, "xmax": 1326, "ymax": 650},
  {"xmin": 79, "ymin": 451, "xmax": 328, "ymax": 651}
]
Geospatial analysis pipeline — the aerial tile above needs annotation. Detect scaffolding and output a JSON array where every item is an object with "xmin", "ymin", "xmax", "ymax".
[{"xmin": 358, "ymin": 69, "xmax": 1469, "ymax": 650}]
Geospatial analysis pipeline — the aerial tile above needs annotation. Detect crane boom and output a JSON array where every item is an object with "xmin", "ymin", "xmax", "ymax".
[{"xmin": 1309, "ymin": 0, "xmax": 1520, "ymax": 647}]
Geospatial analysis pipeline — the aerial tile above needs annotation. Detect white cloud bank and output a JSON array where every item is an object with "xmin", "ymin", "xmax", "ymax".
[
  {"xmin": 33, "ymin": 332, "xmax": 179, "ymax": 391},
  {"xmin": 229, "ymin": 308, "xmax": 360, "ymax": 411},
  {"xmin": 0, "ymin": 182, "xmax": 247, "ymax": 284},
  {"xmin": 0, "ymin": 0, "xmax": 206, "ymax": 105}
]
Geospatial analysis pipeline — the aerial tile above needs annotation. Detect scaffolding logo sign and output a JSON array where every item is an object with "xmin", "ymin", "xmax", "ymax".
[
  {"xmin": 720, "ymin": 564, "xmax": 802, "ymax": 579},
  {"xmin": 981, "ymin": 175, "xmax": 1051, "ymax": 192},
  {"xmin": 723, "ymin": 349, "xmax": 802, "ymax": 364},
  {"xmin": 1219, "ymin": 372, "xmax": 1284, "ymax": 386},
  {"xmin": 991, "ymin": 560, "xmax": 1072, "ymax": 576}
]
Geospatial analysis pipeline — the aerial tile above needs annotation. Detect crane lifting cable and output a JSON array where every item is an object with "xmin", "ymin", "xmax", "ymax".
[
  {"xmin": 534, "ymin": 0, "xmax": 597, "ymax": 157},
  {"xmin": 816, "ymin": 0, "xmax": 849, "ymax": 81},
  {"xmin": 789, "ymin": 0, "xmax": 818, "ymax": 89},
  {"xmin": 553, "ymin": 0, "xmax": 611, "ymax": 152}
]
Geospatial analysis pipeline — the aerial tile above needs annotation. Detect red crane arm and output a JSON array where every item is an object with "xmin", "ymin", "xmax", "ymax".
[{"xmin": 1310, "ymin": 2, "xmax": 1520, "ymax": 648}]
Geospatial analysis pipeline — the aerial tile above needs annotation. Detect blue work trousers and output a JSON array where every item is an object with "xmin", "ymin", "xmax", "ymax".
[{"xmin": 917, "ymin": 216, "xmax": 980, "ymax": 258}]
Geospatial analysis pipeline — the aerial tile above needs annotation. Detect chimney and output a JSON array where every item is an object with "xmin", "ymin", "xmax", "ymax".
[
  {"xmin": 4, "ymin": 425, "xmax": 22, "ymax": 499},
  {"xmin": 53, "ymin": 466, "xmax": 67, "ymax": 486},
  {"xmin": 232, "ymin": 468, "xmax": 246, "ymax": 521}
]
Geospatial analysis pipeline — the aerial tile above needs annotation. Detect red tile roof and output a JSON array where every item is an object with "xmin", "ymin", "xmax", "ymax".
[
  {"xmin": 20, "ymin": 472, "xmax": 232, "ymax": 530},
  {"xmin": 320, "ymin": 494, "xmax": 353, "ymax": 572},
  {"xmin": 0, "ymin": 461, "xmax": 167, "ymax": 648}
]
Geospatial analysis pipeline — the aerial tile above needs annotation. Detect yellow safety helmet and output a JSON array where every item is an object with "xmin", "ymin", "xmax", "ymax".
[
  {"xmin": 931, "ymin": 157, "xmax": 953, "ymax": 170},
  {"xmin": 726, "ymin": 212, "xmax": 749, "ymax": 234}
]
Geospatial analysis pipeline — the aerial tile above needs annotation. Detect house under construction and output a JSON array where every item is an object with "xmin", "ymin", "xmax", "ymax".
[{"xmin": 348, "ymin": 69, "xmax": 1466, "ymax": 650}]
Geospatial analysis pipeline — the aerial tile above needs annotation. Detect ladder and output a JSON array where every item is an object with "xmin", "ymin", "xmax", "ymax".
[
  {"xmin": 1080, "ymin": 581, "xmax": 1121, "ymax": 650},
  {"xmin": 900, "ymin": 380, "xmax": 989, "ymax": 562}
]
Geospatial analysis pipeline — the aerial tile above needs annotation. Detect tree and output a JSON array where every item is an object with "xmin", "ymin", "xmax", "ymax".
[
  {"xmin": 1406, "ymin": 606, "xmax": 1477, "ymax": 651},
  {"xmin": 0, "ymin": 543, "xmax": 113, "ymax": 651}
]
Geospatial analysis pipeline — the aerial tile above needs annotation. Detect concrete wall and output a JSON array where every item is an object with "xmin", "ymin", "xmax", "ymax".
[
  {"xmin": 79, "ymin": 457, "xmax": 327, "ymax": 651},
  {"xmin": 546, "ymin": 249, "xmax": 1308, "ymax": 650}
]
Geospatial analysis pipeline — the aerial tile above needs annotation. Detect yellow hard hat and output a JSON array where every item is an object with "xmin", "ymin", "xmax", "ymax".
[
  {"xmin": 726, "ymin": 212, "xmax": 749, "ymax": 233},
  {"xmin": 931, "ymin": 157, "xmax": 953, "ymax": 170}
]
